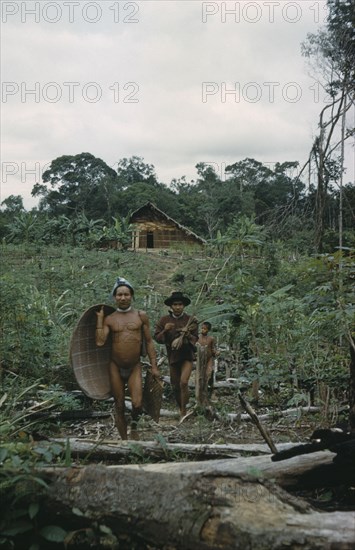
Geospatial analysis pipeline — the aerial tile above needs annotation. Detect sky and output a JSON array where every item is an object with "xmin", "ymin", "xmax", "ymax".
[{"xmin": 1, "ymin": 0, "xmax": 354, "ymax": 210}]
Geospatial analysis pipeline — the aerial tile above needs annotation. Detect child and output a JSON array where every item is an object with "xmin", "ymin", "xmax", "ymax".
[{"xmin": 198, "ymin": 322, "xmax": 217, "ymax": 396}]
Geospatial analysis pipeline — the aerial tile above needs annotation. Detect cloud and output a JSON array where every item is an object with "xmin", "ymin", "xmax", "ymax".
[{"xmin": 1, "ymin": 0, "xmax": 353, "ymax": 209}]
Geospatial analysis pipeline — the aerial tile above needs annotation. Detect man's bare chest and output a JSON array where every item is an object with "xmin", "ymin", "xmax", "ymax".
[{"xmin": 109, "ymin": 311, "xmax": 141, "ymax": 333}]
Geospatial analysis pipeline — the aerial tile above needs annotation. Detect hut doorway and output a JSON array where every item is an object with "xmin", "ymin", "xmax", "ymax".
[{"xmin": 147, "ymin": 232, "xmax": 154, "ymax": 248}]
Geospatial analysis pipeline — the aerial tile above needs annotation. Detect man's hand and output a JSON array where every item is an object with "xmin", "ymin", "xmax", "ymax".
[
  {"xmin": 164, "ymin": 322, "xmax": 175, "ymax": 331},
  {"xmin": 96, "ymin": 305, "xmax": 105, "ymax": 328},
  {"xmin": 151, "ymin": 366, "xmax": 161, "ymax": 379}
]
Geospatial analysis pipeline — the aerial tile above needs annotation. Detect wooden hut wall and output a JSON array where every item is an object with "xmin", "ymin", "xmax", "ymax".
[{"xmin": 133, "ymin": 221, "xmax": 198, "ymax": 249}]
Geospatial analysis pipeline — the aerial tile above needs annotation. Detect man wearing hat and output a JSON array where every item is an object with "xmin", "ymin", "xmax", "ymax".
[
  {"xmin": 96, "ymin": 277, "xmax": 159, "ymax": 439},
  {"xmin": 154, "ymin": 291, "xmax": 198, "ymax": 418}
]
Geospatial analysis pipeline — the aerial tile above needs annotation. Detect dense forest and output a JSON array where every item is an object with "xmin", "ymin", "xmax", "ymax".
[{"xmin": 1, "ymin": 152, "xmax": 354, "ymax": 254}]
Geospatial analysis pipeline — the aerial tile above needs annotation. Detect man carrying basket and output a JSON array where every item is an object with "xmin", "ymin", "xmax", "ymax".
[{"xmin": 96, "ymin": 277, "xmax": 160, "ymax": 440}]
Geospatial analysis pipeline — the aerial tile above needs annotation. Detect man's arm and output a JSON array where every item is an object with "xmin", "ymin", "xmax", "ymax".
[
  {"xmin": 141, "ymin": 312, "xmax": 160, "ymax": 377},
  {"xmin": 154, "ymin": 316, "xmax": 173, "ymax": 344},
  {"xmin": 95, "ymin": 306, "xmax": 110, "ymax": 346}
]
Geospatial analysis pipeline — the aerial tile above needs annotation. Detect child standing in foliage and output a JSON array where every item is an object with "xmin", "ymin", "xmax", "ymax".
[
  {"xmin": 198, "ymin": 322, "xmax": 217, "ymax": 396},
  {"xmin": 154, "ymin": 291, "xmax": 198, "ymax": 419},
  {"xmin": 96, "ymin": 277, "xmax": 159, "ymax": 440}
]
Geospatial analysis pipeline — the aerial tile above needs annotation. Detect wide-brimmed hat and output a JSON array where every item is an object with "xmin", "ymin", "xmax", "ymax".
[
  {"xmin": 112, "ymin": 277, "xmax": 134, "ymax": 296},
  {"xmin": 164, "ymin": 291, "xmax": 191, "ymax": 307}
]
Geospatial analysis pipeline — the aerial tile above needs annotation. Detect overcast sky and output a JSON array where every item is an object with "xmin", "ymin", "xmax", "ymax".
[{"xmin": 1, "ymin": 0, "xmax": 354, "ymax": 209}]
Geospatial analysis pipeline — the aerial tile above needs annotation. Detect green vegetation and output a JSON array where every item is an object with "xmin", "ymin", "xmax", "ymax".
[
  {"xmin": 0, "ymin": 225, "xmax": 353, "ymax": 549},
  {"xmin": 1, "ymin": 224, "xmax": 353, "ymax": 547},
  {"xmin": 1, "ymin": 240, "xmax": 353, "ymax": 403}
]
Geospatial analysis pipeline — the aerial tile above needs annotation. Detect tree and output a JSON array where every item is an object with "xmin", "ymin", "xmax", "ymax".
[
  {"xmin": 5, "ymin": 211, "xmax": 40, "ymax": 244},
  {"xmin": 327, "ymin": 0, "xmax": 355, "ymax": 85},
  {"xmin": 32, "ymin": 153, "xmax": 119, "ymax": 219},
  {"xmin": 170, "ymin": 175, "xmax": 208, "ymax": 237},
  {"xmin": 301, "ymin": 0, "xmax": 355, "ymax": 252},
  {"xmin": 116, "ymin": 156, "xmax": 158, "ymax": 187},
  {"xmin": 114, "ymin": 182, "xmax": 178, "ymax": 219},
  {"xmin": 1, "ymin": 195, "xmax": 24, "ymax": 214},
  {"xmin": 193, "ymin": 163, "xmax": 222, "ymax": 237},
  {"xmin": 224, "ymin": 159, "xmax": 304, "ymax": 231},
  {"xmin": 0, "ymin": 195, "xmax": 26, "ymax": 239}
]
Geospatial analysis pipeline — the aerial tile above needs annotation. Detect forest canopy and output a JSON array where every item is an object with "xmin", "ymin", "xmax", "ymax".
[{"xmin": 1, "ymin": 153, "xmax": 354, "ymax": 254}]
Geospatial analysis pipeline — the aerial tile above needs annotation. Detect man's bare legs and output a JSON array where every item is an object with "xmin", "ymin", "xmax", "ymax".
[
  {"xmin": 170, "ymin": 360, "xmax": 193, "ymax": 418},
  {"xmin": 127, "ymin": 364, "xmax": 143, "ymax": 439},
  {"xmin": 109, "ymin": 362, "xmax": 143, "ymax": 440},
  {"xmin": 109, "ymin": 361, "xmax": 127, "ymax": 439}
]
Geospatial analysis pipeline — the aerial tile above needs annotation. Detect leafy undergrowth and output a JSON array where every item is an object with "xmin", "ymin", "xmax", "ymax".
[{"xmin": 1, "ymin": 243, "xmax": 354, "ymax": 548}]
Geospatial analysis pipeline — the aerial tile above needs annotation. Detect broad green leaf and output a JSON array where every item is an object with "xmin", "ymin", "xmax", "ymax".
[
  {"xmin": 40, "ymin": 525, "xmax": 67, "ymax": 542},
  {"xmin": 0, "ymin": 447, "xmax": 9, "ymax": 462},
  {"xmin": 72, "ymin": 507, "xmax": 84, "ymax": 516},
  {"xmin": 0, "ymin": 393, "xmax": 8, "ymax": 407},
  {"xmin": 99, "ymin": 524, "xmax": 113, "ymax": 535},
  {"xmin": 28, "ymin": 502, "xmax": 40, "ymax": 519}
]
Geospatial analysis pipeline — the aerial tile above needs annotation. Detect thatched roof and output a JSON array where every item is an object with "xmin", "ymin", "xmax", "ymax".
[{"xmin": 129, "ymin": 202, "xmax": 206, "ymax": 244}]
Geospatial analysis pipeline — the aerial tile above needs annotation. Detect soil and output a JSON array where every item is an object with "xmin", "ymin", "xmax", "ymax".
[
  {"xmin": 61, "ymin": 378, "xmax": 319, "ymax": 448},
  {"xmin": 33, "ymin": 374, "xmax": 354, "ymax": 550}
]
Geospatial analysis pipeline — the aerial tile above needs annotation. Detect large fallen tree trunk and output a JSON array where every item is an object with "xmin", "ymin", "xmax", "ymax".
[
  {"xmin": 41, "ymin": 452, "xmax": 355, "ymax": 549},
  {"xmin": 49, "ymin": 438, "xmax": 292, "ymax": 461}
]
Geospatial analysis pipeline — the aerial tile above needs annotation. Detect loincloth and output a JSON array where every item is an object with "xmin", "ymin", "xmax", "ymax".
[{"xmin": 111, "ymin": 358, "xmax": 134, "ymax": 380}]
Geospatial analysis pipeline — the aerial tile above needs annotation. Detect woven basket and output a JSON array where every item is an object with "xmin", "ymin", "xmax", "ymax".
[
  {"xmin": 70, "ymin": 304, "xmax": 115, "ymax": 400},
  {"xmin": 143, "ymin": 369, "xmax": 164, "ymax": 422}
]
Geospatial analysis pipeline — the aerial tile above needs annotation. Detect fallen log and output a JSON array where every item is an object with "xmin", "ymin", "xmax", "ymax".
[
  {"xmin": 227, "ymin": 406, "xmax": 321, "ymax": 423},
  {"xmin": 26, "ymin": 402, "xmax": 177, "ymax": 421},
  {"xmin": 49, "ymin": 438, "xmax": 292, "ymax": 462},
  {"xmin": 41, "ymin": 452, "xmax": 355, "ymax": 549},
  {"xmin": 25, "ymin": 404, "xmax": 324, "ymax": 424},
  {"xmin": 161, "ymin": 376, "xmax": 241, "ymax": 389}
]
